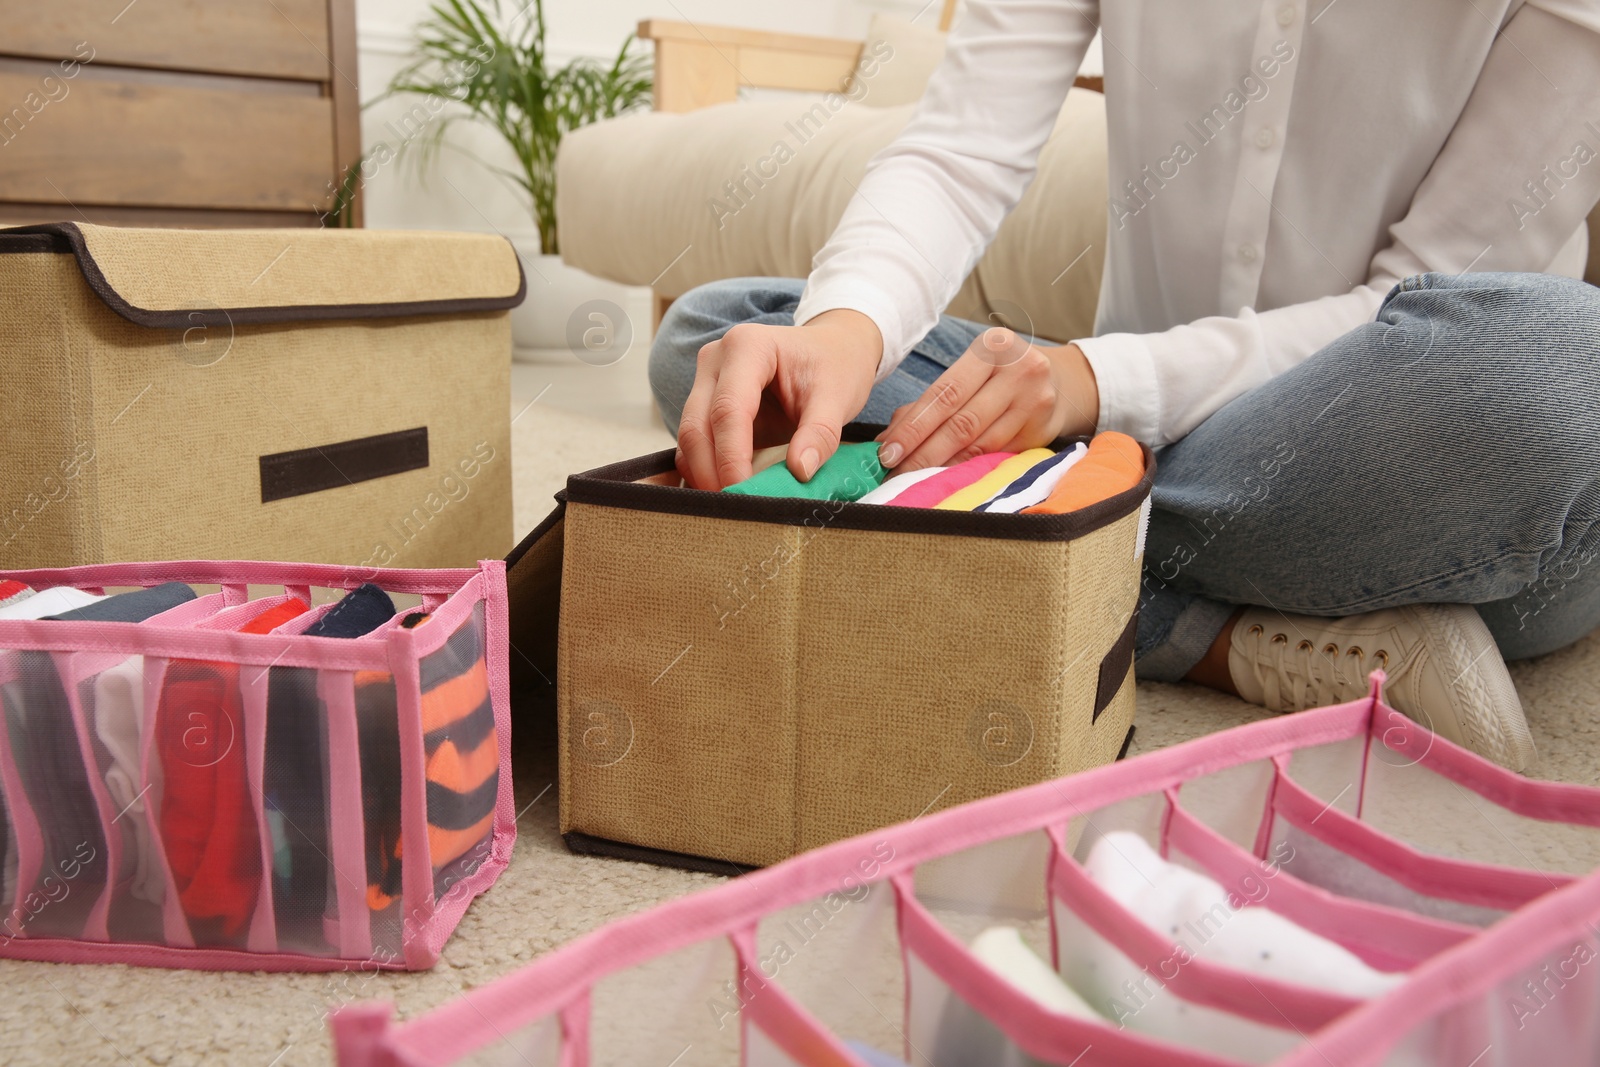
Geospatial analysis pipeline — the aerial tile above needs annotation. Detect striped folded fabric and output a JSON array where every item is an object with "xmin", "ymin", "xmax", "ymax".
[{"xmin": 362, "ymin": 609, "xmax": 497, "ymax": 913}]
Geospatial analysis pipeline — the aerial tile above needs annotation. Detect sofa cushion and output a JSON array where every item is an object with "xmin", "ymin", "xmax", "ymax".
[{"xmin": 556, "ymin": 88, "xmax": 1108, "ymax": 345}]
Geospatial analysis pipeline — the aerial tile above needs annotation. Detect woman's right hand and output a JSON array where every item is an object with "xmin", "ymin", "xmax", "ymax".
[{"xmin": 676, "ymin": 308, "xmax": 883, "ymax": 490}]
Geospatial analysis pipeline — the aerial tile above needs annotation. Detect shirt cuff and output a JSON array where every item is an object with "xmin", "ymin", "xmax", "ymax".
[
  {"xmin": 1073, "ymin": 332, "xmax": 1162, "ymax": 446},
  {"xmin": 793, "ymin": 278, "xmax": 909, "ymax": 385}
]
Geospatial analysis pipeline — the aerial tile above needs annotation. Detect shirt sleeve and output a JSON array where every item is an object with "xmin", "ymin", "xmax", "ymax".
[
  {"xmin": 1080, "ymin": 3, "xmax": 1600, "ymax": 447},
  {"xmin": 792, "ymin": 0, "xmax": 1101, "ymax": 381}
]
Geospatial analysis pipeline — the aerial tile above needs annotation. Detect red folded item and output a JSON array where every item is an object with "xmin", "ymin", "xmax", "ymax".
[{"xmin": 157, "ymin": 598, "xmax": 306, "ymax": 940}]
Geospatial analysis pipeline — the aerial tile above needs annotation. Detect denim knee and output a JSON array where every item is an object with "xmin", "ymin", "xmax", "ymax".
[{"xmin": 647, "ymin": 277, "xmax": 806, "ymax": 434}]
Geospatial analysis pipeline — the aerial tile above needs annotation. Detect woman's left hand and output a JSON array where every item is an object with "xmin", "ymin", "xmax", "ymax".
[{"xmin": 874, "ymin": 328, "xmax": 1101, "ymax": 472}]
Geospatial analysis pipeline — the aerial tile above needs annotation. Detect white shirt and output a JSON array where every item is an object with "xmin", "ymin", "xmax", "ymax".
[{"xmin": 793, "ymin": 0, "xmax": 1600, "ymax": 447}]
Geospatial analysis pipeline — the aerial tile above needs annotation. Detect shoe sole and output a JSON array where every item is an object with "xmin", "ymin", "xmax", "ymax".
[{"xmin": 1406, "ymin": 603, "xmax": 1536, "ymax": 772}]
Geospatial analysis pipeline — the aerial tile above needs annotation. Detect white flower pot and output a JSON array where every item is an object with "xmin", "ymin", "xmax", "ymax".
[{"xmin": 509, "ymin": 245, "xmax": 651, "ymax": 365}]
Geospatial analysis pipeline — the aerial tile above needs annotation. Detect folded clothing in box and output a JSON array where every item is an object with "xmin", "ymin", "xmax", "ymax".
[
  {"xmin": 506, "ymin": 425, "xmax": 1155, "ymax": 871},
  {"xmin": 0, "ymin": 559, "xmax": 513, "ymax": 971}
]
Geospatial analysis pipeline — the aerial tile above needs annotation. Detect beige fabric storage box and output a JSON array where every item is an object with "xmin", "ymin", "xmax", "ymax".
[
  {"xmin": 506, "ymin": 429, "xmax": 1154, "ymax": 871},
  {"xmin": 0, "ymin": 222, "xmax": 522, "ymax": 570}
]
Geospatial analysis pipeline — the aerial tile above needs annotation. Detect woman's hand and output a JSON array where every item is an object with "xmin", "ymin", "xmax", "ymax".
[
  {"xmin": 875, "ymin": 328, "xmax": 1100, "ymax": 472},
  {"xmin": 677, "ymin": 309, "xmax": 882, "ymax": 490}
]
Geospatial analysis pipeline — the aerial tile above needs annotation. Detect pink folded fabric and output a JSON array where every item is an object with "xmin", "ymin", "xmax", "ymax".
[{"xmin": 886, "ymin": 452, "xmax": 1016, "ymax": 508}]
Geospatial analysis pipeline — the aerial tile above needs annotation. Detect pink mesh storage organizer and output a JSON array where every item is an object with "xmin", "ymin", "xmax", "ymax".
[
  {"xmin": 333, "ymin": 674, "xmax": 1600, "ymax": 1066},
  {"xmin": 0, "ymin": 559, "xmax": 514, "ymax": 971}
]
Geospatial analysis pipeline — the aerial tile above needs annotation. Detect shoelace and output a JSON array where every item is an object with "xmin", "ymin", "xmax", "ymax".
[{"xmin": 1241, "ymin": 623, "xmax": 1391, "ymax": 711}]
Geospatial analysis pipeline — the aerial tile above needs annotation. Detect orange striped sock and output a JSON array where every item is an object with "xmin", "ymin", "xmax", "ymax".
[{"xmin": 1020, "ymin": 432, "xmax": 1144, "ymax": 515}]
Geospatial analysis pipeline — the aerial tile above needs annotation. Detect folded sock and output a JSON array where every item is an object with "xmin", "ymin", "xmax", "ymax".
[
  {"xmin": 971, "ymin": 926, "xmax": 1105, "ymax": 1019},
  {"xmin": 45, "ymin": 582, "xmax": 196, "ymax": 622},
  {"xmin": 977, "ymin": 443, "xmax": 1088, "ymax": 513},
  {"xmin": 95, "ymin": 659, "xmax": 163, "ymax": 906},
  {"xmin": 1084, "ymin": 832, "xmax": 1404, "ymax": 998},
  {"xmin": 0, "ymin": 581, "xmax": 32, "ymax": 611},
  {"xmin": 0, "ymin": 586, "xmax": 103, "ymax": 620},
  {"xmin": 857, "ymin": 464, "xmax": 947, "ymax": 505},
  {"xmin": 722, "ymin": 441, "xmax": 887, "ymax": 502},
  {"xmin": 158, "ymin": 597, "xmax": 309, "ymax": 942},
  {"xmin": 886, "ymin": 452, "xmax": 1016, "ymax": 509},
  {"xmin": 363, "ymin": 609, "xmax": 497, "ymax": 913},
  {"xmin": 1021, "ymin": 433, "xmax": 1144, "ymax": 515},
  {"xmin": 303, "ymin": 583, "xmax": 397, "ymax": 639},
  {"xmin": 936, "ymin": 448, "xmax": 1056, "ymax": 511}
]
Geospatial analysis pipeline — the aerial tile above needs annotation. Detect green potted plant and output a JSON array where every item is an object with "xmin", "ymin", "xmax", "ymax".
[{"xmin": 382, "ymin": 0, "xmax": 653, "ymax": 353}]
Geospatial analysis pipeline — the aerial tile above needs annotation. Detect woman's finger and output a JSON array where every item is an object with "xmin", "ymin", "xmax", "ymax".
[{"xmin": 876, "ymin": 350, "xmax": 994, "ymax": 470}]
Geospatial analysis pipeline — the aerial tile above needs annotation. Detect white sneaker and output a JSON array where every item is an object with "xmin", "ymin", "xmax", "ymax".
[{"xmin": 1228, "ymin": 603, "xmax": 1536, "ymax": 771}]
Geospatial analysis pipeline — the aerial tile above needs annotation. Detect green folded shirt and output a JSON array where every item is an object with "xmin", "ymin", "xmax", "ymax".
[{"xmin": 722, "ymin": 441, "xmax": 888, "ymax": 501}]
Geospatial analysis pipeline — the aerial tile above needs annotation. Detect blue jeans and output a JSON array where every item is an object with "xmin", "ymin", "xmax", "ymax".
[{"xmin": 648, "ymin": 273, "xmax": 1600, "ymax": 679}]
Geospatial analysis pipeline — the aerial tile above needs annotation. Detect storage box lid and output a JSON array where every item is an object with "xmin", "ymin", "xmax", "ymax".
[{"xmin": 0, "ymin": 221, "xmax": 525, "ymax": 326}]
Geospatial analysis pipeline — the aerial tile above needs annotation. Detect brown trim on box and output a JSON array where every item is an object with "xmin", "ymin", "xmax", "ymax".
[
  {"xmin": 0, "ymin": 221, "xmax": 527, "ymax": 325},
  {"xmin": 560, "ymin": 426, "xmax": 1156, "ymax": 544},
  {"xmin": 562, "ymin": 831, "xmax": 754, "ymax": 877},
  {"xmin": 260, "ymin": 427, "xmax": 429, "ymax": 503},
  {"xmin": 1093, "ymin": 608, "xmax": 1139, "ymax": 723},
  {"xmin": 504, "ymin": 493, "xmax": 569, "ymax": 570},
  {"xmin": 1116, "ymin": 724, "xmax": 1137, "ymax": 761}
]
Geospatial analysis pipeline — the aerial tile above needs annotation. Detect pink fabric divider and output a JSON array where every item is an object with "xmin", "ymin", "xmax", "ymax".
[
  {"xmin": 559, "ymin": 991, "xmax": 591, "ymax": 1067},
  {"xmin": 891, "ymin": 873, "xmax": 1235, "ymax": 1067},
  {"xmin": 319, "ymin": 669, "xmax": 374, "ymax": 961},
  {"xmin": 387, "ymin": 622, "xmax": 436, "ymax": 971},
  {"xmin": 1269, "ymin": 756, "xmax": 1570, "ymax": 910},
  {"xmin": 1362, "ymin": 709, "xmax": 1600, "ymax": 828},
  {"xmin": 1275, "ymin": 866, "xmax": 1600, "ymax": 1067},
  {"xmin": 0, "ymin": 562, "xmax": 479, "ymax": 598},
  {"xmin": 1161, "ymin": 795, "xmax": 1472, "ymax": 972},
  {"xmin": 138, "ymin": 655, "xmax": 194, "ymax": 950},
  {"xmin": 0, "ymin": 934, "xmax": 410, "ymax": 972},
  {"xmin": 0, "ymin": 658, "xmax": 47, "ymax": 941},
  {"xmin": 1044, "ymin": 829, "xmax": 1359, "ymax": 1031},
  {"xmin": 729, "ymin": 925, "xmax": 870, "ymax": 1067},
  {"xmin": 240, "ymin": 664, "xmax": 277, "ymax": 954}
]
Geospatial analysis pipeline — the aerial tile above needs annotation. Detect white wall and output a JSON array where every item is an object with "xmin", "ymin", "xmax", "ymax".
[{"xmin": 355, "ymin": 0, "xmax": 938, "ymax": 239}]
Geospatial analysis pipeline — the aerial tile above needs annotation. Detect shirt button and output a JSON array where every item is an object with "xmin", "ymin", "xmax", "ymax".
[
  {"xmin": 1255, "ymin": 127, "xmax": 1276, "ymax": 149},
  {"xmin": 1276, "ymin": 4, "xmax": 1296, "ymax": 26},
  {"xmin": 1238, "ymin": 244, "xmax": 1260, "ymax": 263}
]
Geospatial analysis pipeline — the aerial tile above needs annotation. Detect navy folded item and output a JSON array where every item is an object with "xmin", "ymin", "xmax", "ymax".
[
  {"xmin": 45, "ymin": 582, "xmax": 196, "ymax": 622},
  {"xmin": 265, "ymin": 584, "xmax": 396, "ymax": 954}
]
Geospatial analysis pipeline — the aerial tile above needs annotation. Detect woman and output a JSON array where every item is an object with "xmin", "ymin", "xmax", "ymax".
[{"xmin": 649, "ymin": 0, "xmax": 1600, "ymax": 770}]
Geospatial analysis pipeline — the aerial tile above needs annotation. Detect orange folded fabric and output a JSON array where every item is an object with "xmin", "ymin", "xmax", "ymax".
[{"xmin": 1020, "ymin": 432, "xmax": 1144, "ymax": 515}]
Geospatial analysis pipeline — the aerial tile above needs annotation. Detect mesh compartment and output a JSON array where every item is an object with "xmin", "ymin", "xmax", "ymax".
[
  {"xmin": 450, "ymin": 1012, "xmax": 562, "ymax": 1067},
  {"xmin": 755, "ymin": 851, "xmax": 903, "ymax": 1060},
  {"xmin": 0, "ymin": 650, "xmax": 109, "ymax": 939},
  {"xmin": 589, "ymin": 935, "xmax": 741, "ymax": 1066},
  {"xmin": 418, "ymin": 603, "xmax": 497, "ymax": 899},
  {"xmin": 263, "ymin": 664, "xmax": 339, "ymax": 956},
  {"xmin": 81, "ymin": 657, "xmax": 165, "ymax": 944}
]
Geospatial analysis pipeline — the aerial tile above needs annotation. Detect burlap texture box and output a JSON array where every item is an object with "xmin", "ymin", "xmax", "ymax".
[
  {"xmin": 0, "ymin": 222, "xmax": 522, "ymax": 570},
  {"xmin": 506, "ymin": 432, "xmax": 1154, "ymax": 871}
]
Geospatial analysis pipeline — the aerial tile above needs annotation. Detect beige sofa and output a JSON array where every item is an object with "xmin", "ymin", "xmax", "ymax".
[{"xmin": 556, "ymin": 15, "xmax": 1600, "ymax": 349}]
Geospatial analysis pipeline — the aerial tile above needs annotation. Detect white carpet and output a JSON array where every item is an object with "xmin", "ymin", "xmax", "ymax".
[{"xmin": 4, "ymin": 402, "xmax": 1596, "ymax": 1065}]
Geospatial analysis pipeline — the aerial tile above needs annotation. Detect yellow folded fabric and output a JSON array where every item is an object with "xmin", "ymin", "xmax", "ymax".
[{"xmin": 933, "ymin": 448, "xmax": 1056, "ymax": 511}]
